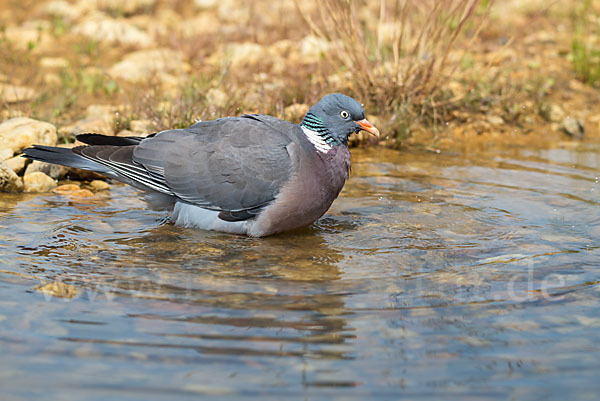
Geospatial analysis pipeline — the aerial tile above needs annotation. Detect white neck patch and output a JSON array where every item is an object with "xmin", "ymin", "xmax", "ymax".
[{"xmin": 301, "ymin": 126, "xmax": 332, "ymax": 154}]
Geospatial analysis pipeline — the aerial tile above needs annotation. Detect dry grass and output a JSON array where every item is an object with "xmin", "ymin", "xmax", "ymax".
[{"xmin": 296, "ymin": 0, "xmax": 493, "ymax": 133}]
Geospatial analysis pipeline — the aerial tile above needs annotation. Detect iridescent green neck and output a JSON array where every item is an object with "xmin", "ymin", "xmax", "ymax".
[{"xmin": 301, "ymin": 113, "xmax": 337, "ymax": 145}]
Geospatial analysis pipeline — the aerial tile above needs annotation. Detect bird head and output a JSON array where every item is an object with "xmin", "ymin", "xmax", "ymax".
[{"xmin": 301, "ymin": 93, "xmax": 379, "ymax": 147}]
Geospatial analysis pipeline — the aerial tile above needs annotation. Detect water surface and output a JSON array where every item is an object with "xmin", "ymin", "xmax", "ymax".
[{"xmin": 1, "ymin": 142, "xmax": 599, "ymax": 400}]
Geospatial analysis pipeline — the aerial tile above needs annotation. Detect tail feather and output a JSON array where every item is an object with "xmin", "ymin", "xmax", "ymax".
[{"xmin": 22, "ymin": 145, "xmax": 113, "ymax": 175}]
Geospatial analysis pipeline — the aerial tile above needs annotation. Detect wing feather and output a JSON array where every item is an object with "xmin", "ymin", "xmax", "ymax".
[{"xmin": 72, "ymin": 115, "xmax": 298, "ymax": 218}]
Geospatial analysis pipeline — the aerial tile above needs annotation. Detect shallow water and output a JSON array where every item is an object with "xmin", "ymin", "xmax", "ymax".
[{"xmin": 1, "ymin": 142, "xmax": 599, "ymax": 400}]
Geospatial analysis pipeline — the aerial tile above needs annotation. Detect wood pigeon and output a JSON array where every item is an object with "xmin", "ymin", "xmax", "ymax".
[{"xmin": 23, "ymin": 93, "xmax": 379, "ymax": 237}]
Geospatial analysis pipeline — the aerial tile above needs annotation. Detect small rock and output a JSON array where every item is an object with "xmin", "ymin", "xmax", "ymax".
[
  {"xmin": 52, "ymin": 184, "xmax": 81, "ymax": 195},
  {"xmin": 86, "ymin": 104, "xmax": 118, "ymax": 118},
  {"xmin": 53, "ymin": 184, "xmax": 94, "ymax": 197},
  {"xmin": 0, "ymin": 161, "xmax": 23, "ymax": 192},
  {"xmin": 58, "ymin": 116, "xmax": 114, "ymax": 139},
  {"xmin": 539, "ymin": 103, "xmax": 566, "ymax": 123},
  {"xmin": 486, "ymin": 115, "xmax": 504, "ymax": 126},
  {"xmin": 4, "ymin": 155, "xmax": 27, "ymax": 175},
  {"xmin": 0, "ymin": 118, "xmax": 57, "ymax": 154},
  {"xmin": 89, "ymin": 180, "xmax": 110, "ymax": 190},
  {"xmin": 40, "ymin": 0, "xmax": 84, "ymax": 22},
  {"xmin": 43, "ymin": 73, "xmax": 62, "ymax": 86},
  {"xmin": 194, "ymin": 0, "xmax": 218, "ymax": 9},
  {"xmin": 39, "ymin": 57, "xmax": 69, "ymax": 69},
  {"xmin": 300, "ymin": 35, "xmax": 332, "ymax": 63},
  {"xmin": 180, "ymin": 14, "xmax": 219, "ymax": 37},
  {"xmin": 73, "ymin": 13, "xmax": 155, "ymax": 48},
  {"xmin": 130, "ymin": 119, "xmax": 154, "ymax": 134},
  {"xmin": 96, "ymin": 0, "xmax": 157, "ymax": 15},
  {"xmin": 35, "ymin": 281, "xmax": 78, "ymax": 299},
  {"xmin": 562, "ymin": 117, "xmax": 584, "ymax": 138},
  {"xmin": 0, "ymin": 83, "xmax": 37, "ymax": 104},
  {"xmin": 206, "ymin": 88, "xmax": 228, "ymax": 109},
  {"xmin": 25, "ymin": 160, "xmax": 68, "ymax": 179},
  {"xmin": 212, "ymin": 43, "xmax": 266, "ymax": 68},
  {"xmin": 109, "ymin": 48, "xmax": 187, "ymax": 83},
  {"xmin": 3, "ymin": 23, "xmax": 55, "ymax": 52},
  {"xmin": 71, "ymin": 188, "xmax": 94, "ymax": 197},
  {"xmin": 23, "ymin": 172, "xmax": 57, "ymax": 193},
  {"xmin": 0, "ymin": 148, "xmax": 13, "ymax": 161}
]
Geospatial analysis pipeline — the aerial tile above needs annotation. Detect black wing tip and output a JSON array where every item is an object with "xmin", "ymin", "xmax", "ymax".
[
  {"xmin": 76, "ymin": 133, "xmax": 147, "ymax": 146},
  {"xmin": 76, "ymin": 133, "xmax": 102, "ymax": 143}
]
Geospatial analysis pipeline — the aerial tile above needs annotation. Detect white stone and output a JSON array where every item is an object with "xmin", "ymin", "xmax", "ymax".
[
  {"xmin": 109, "ymin": 48, "xmax": 187, "ymax": 82},
  {"xmin": 40, "ymin": 57, "xmax": 69, "ymax": 69},
  {"xmin": 58, "ymin": 116, "xmax": 115, "ymax": 139},
  {"xmin": 73, "ymin": 13, "xmax": 155, "ymax": 47},
  {"xmin": 0, "ymin": 118, "xmax": 57, "ymax": 154},
  {"xmin": 0, "ymin": 84, "xmax": 37, "ymax": 104},
  {"xmin": 194, "ymin": 0, "xmax": 218, "ymax": 9},
  {"xmin": 3, "ymin": 23, "xmax": 55, "ymax": 52},
  {"xmin": 40, "ymin": 0, "xmax": 84, "ymax": 21}
]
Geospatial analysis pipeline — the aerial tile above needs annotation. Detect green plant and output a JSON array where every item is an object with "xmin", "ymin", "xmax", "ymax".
[{"xmin": 570, "ymin": 0, "xmax": 600, "ymax": 85}]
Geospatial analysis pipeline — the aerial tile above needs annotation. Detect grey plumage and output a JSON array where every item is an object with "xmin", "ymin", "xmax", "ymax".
[{"xmin": 22, "ymin": 93, "xmax": 378, "ymax": 237}]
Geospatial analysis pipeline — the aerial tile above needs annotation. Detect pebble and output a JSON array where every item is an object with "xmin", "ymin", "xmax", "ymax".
[
  {"xmin": 130, "ymin": 119, "xmax": 154, "ymax": 134},
  {"xmin": 205, "ymin": 88, "xmax": 228, "ymax": 109},
  {"xmin": 4, "ymin": 155, "xmax": 27, "ymax": 175},
  {"xmin": 23, "ymin": 171, "xmax": 57, "ymax": 193},
  {"xmin": 486, "ymin": 115, "xmax": 504, "ymax": 126},
  {"xmin": 539, "ymin": 103, "xmax": 565, "ymax": 123},
  {"xmin": 0, "ymin": 83, "xmax": 37, "ymax": 104},
  {"xmin": 0, "ymin": 117, "xmax": 57, "ymax": 154},
  {"xmin": 0, "ymin": 148, "xmax": 13, "ymax": 161},
  {"xmin": 73, "ymin": 14, "xmax": 155, "ymax": 48},
  {"xmin": 58, "ymin": 116, "xmax": 114, "ymax": 139},
  {"xmin": 53, "ymin": 184, "xmax": 95, "ymax": 197},
  {"xmin": 35, "ymin": 281, "xmax": 78, "ymax": 299},
  {"xmin": 39, "ymin": 57, "xmax": 69, "ymax": 69},
  {"xmin": 89, "ymin": 180, "xmax": 110, "ymax": 190},
  {"xmin": 108, "ymin": 48, "xmax": 187, "ymax": 83},
  {"xmin": 0, "ymin": 161, "xmax": 24, "ymax": 192},
  {"xmin": 52, "ymin": 184, "xmax": 81, "ymax": 195},
  {"xmin": 562, "ymin": 116, "xmax": 584, "ymax": 138},
  {"xmin": 25, "ymin": 160, "xmax": 68, "ymax": 180}
]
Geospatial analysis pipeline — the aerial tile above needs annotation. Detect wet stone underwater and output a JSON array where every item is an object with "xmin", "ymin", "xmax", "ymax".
[{"xmin": 0, "ymin": 142, "xmax": 599, "ymax": 400}]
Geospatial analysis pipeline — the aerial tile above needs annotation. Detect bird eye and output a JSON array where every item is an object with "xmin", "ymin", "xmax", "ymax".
[{"xmin": 340, "ymin": 110, "xmax": 350, "ymax": 119}]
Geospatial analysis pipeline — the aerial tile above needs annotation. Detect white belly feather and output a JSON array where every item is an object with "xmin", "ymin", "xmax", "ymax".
[{"xmin": 171, "ymin": 202, "xmax": 250, "ymax": 234}]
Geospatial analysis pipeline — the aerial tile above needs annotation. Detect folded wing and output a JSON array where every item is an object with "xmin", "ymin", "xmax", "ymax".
[{"xmin": 75, "ymin": 115, "xmax": 296, "ymax": 220}]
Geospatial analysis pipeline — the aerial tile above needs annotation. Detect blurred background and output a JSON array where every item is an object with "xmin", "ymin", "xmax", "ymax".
[{"xmin": 0, "ymin": 0, "xmax": 598, "ymax": 149}]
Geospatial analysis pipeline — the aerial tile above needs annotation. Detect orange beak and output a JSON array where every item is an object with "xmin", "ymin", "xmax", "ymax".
[{"xmin": 356, "ymin": 119, "xmax": 380, "ymax": 137}]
